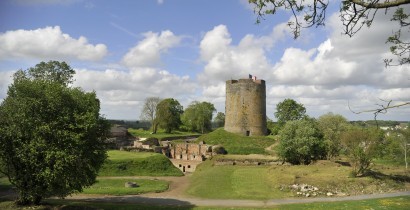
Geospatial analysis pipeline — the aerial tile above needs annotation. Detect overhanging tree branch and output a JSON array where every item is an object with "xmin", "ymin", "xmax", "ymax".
[{"xmin": 349, "ymin": 0, "xmax": 410, "ymax": 9}]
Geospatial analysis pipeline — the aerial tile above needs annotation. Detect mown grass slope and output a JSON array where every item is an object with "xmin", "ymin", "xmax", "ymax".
[
  {"xmin": 196, "ymin": 128, "xmax": 274, "ymax": 154},
  {"xmin": 99, "ymin": 150, "xmax": 183, "ymax": 176},
  {"xmin": 187, "ymin": 160, "xmax": 292, "ymax": 200}
]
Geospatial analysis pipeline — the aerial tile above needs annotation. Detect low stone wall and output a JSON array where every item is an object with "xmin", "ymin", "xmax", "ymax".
[
  {"xmin": 214, "ymin": 158, "xmax": 288, "ymax": 166},
  {"xmin": 160, "ymin": 135, "xmax": 201, "ymax": 141}
]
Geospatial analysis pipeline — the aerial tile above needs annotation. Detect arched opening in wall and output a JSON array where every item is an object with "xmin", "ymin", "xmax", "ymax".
[
  {"xmin": 188, "ymin": 165, "xmax": 191, "ymax": 168},
  {"xmin": 183, "ymin": 166, "xmax": 186, "ymax": 172},
  {"xmin": 246, "ymin": 131, "xmax": 250, "ymax": 136}
]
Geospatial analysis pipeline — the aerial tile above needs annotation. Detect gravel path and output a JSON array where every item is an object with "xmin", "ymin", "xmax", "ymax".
[{"xmin": 65, "ymin": 176, "xmax": 410, "ymax": 207}]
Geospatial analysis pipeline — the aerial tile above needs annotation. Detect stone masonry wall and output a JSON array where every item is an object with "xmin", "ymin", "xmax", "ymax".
[{"xmin": 224, "ymin": 79, "xmax": 267, "ymax": 136}]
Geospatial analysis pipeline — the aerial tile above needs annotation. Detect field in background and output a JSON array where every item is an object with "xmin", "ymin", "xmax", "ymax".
[{"xmin": 128, "ymin": 128, "xmax": 200, "ymax": 140}]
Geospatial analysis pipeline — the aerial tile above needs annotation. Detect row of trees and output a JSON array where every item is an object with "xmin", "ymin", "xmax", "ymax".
[
  {"xmin": 273, "ymin": 98, "xmax": 409, "ymax": 176},
  {"xmin": 140, "ymin": 97, "xmax": 225, "ymax": 134}
]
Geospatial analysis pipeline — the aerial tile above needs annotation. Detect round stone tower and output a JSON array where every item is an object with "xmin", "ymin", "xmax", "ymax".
[{"xmin": 224, "ymin": 78, "xmax": 267, "ymax": 136}]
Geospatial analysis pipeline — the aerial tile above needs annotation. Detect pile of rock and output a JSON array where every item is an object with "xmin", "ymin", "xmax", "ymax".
[
  {"xmin": 290, "ymin": 184, "xmax": 320, "ymax": 197},
  {"xmin": 125, "ymin": 182, "xmax": 139, "ymax": 188},
  {"xmin": 289, "ymin": 184, "xmax": 347, "ymax": 197}
]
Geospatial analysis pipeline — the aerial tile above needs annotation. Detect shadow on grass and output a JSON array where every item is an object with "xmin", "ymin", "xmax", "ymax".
[
  {"xmin": 335, "ymin": 160, "xmax": 351, "ymax": 167},
  {"xmin": 365, "ymin": 170, "xmax": 410, "ymax": 183},
  {"xmin": 49, "ymin": 197, "xmax": 196, "ymax": 210}
]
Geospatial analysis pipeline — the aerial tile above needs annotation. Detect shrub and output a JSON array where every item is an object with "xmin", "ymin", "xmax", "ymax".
[{"xmin": 277, "ymin": 119, "xmax": 325, "ymax": 165}]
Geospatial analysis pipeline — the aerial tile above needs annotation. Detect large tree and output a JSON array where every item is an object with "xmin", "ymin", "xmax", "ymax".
[
  {"xmin": 140, "ymin": 97, "xmax": 161, "ymax": 133},
  {"xmin": 317, "ymin": 112, "xmax": 350, "ymax": 159},
  {"xmin": 277, "ymin": 118, "xmax": 326, "ymax": 165},
  {"xmin": 249, "ymin": 0, "xmax": 410, "ymax": 65},
  {"xmin": 0, "ymin": 61, "xmax": 110, "ymax": 205},
  {"xmin": 155, "ymin": 98, "xmax": 183, "ymax": 133},
  {"xmin": 274, "ymin": 98, "xmax": 306, "ymax": 126},
  {"xmin": 182, "ymin": 101, "xmax": 216, "ymax": 133}
]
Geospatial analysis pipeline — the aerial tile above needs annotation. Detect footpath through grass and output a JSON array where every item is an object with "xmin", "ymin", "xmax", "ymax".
[
  {"xmin": 98, "ymin": 150, "xmax": 183, "ymax": 176},
  {"xmin": 196, "ymin": 128, "xmax": 274, "ymax": 155},
  {"xmin": 0, "ymin": 196, "xmax": 409, "ymax": 209}
]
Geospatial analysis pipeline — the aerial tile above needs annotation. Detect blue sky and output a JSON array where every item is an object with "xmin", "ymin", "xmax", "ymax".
[{"xmin": 1, "ymin": 0, "xmax": 409, "ymax": 121}]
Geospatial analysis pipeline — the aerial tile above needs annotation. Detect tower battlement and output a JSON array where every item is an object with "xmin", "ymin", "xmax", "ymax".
[{"xmin": 224, "ymin": 78, "xmax": 267, "ymax": 136}]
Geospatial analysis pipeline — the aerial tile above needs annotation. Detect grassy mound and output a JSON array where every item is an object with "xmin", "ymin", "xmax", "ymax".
[
  {"xmin": 99, "ymin": 150, "xmax": 183, "ymax": 176},
  {"xmin": 196, "ymin": 128, "xmax": 274, "ymax": 154}
]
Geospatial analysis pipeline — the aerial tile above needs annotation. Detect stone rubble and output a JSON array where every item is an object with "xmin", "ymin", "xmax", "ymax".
[{"xmin": 289, "ymin": 184, "xmax": 347, "ymax": 197}]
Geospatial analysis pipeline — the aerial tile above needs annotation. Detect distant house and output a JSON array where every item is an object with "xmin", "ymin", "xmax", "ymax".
[
  {"xmin": 110, "ymin": 126, "xmax": 128, "ymax": 137},
  {"xmin": 106, "ymin": 125, "xmax": 135, "ymax": 148}
]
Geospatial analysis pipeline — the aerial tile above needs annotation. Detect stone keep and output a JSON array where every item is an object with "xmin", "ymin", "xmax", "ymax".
[{"xmin": 224, "ymin": 78, "xmax": 267, "ymax": 136}]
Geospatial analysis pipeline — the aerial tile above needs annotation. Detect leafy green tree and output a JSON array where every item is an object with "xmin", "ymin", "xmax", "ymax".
[
  {"xmin": 341, "ymin": 127, "xmax": 382, "ymax": 176},
  {"xmin": 317, "ymin": 113, "xmax": 349, "ymax": 159},
  {"xmin": 182, "ymin": 101, "xmax": 216, "ymax": 133},
  {"xmin": 140, "ymin": 97, "xmax": 161, "ymax": 133},
  {"xmin": 214, "ymin": 112, "xmax": 225, "ymax": 128},
  {"xmin": 277, "ymin": 118, "xmax": 326, "ymax": 165},
  {"xmin": 155, "ymin": 98, "xmax": 183, "ymax": 133},
  {"xmin": 274, "ymin": 98, "xmax": 306, "ymax": 126},
  {"xmin": 0, "ymin": 61, "xmax": 109, "ymax": 205}
]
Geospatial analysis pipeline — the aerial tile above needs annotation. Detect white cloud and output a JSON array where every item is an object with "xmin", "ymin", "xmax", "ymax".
[
  {"xmin": 73, "ymin": 67, "xmax": 197, "ymax": 120},
  {"xmin": 198, "ymin": 24, "xmax": 284, "ymax": 86},
  {"xmin": 196, "ymin": 10, "xmax": 410, "ymax": 121},
  {"xmin": 0, "ymin": 26, "xmax": 107, "ymax": 61},
  {"xmin": 122, "ymin": 30, "xmax": 181, "ymax": 68},
  {"xmin": 0, "ymin": 71, "xmax": 14, "ymax": 100}
]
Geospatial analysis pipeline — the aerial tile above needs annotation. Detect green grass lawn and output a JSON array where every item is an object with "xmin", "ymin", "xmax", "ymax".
[
  {"xmin": 187, "ymin": 160, "xmax": 292, "ymax": 200},
  {"xmin": 99, "ymin": 150, "xmax": 183, "ymax": 176},
  {"xmin": 82, "ymin": 178, "xmax": 169, "ymax": 195},
  {"xmin": 196, "ymin": 128, "xmax": 274, "ymax": 155},
  {"xmin": 188, "ymin": 158, "xmax": 408, "ymax": 200}
]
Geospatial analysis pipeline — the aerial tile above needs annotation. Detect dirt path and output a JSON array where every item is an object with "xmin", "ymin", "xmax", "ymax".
[
  {"xmin": 66, "ymin": 175, "xmax": 410, "ymax": 207},
  {"xmin": 66, "ymin": 191, "xmax": 410, "ymax": 207}
]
